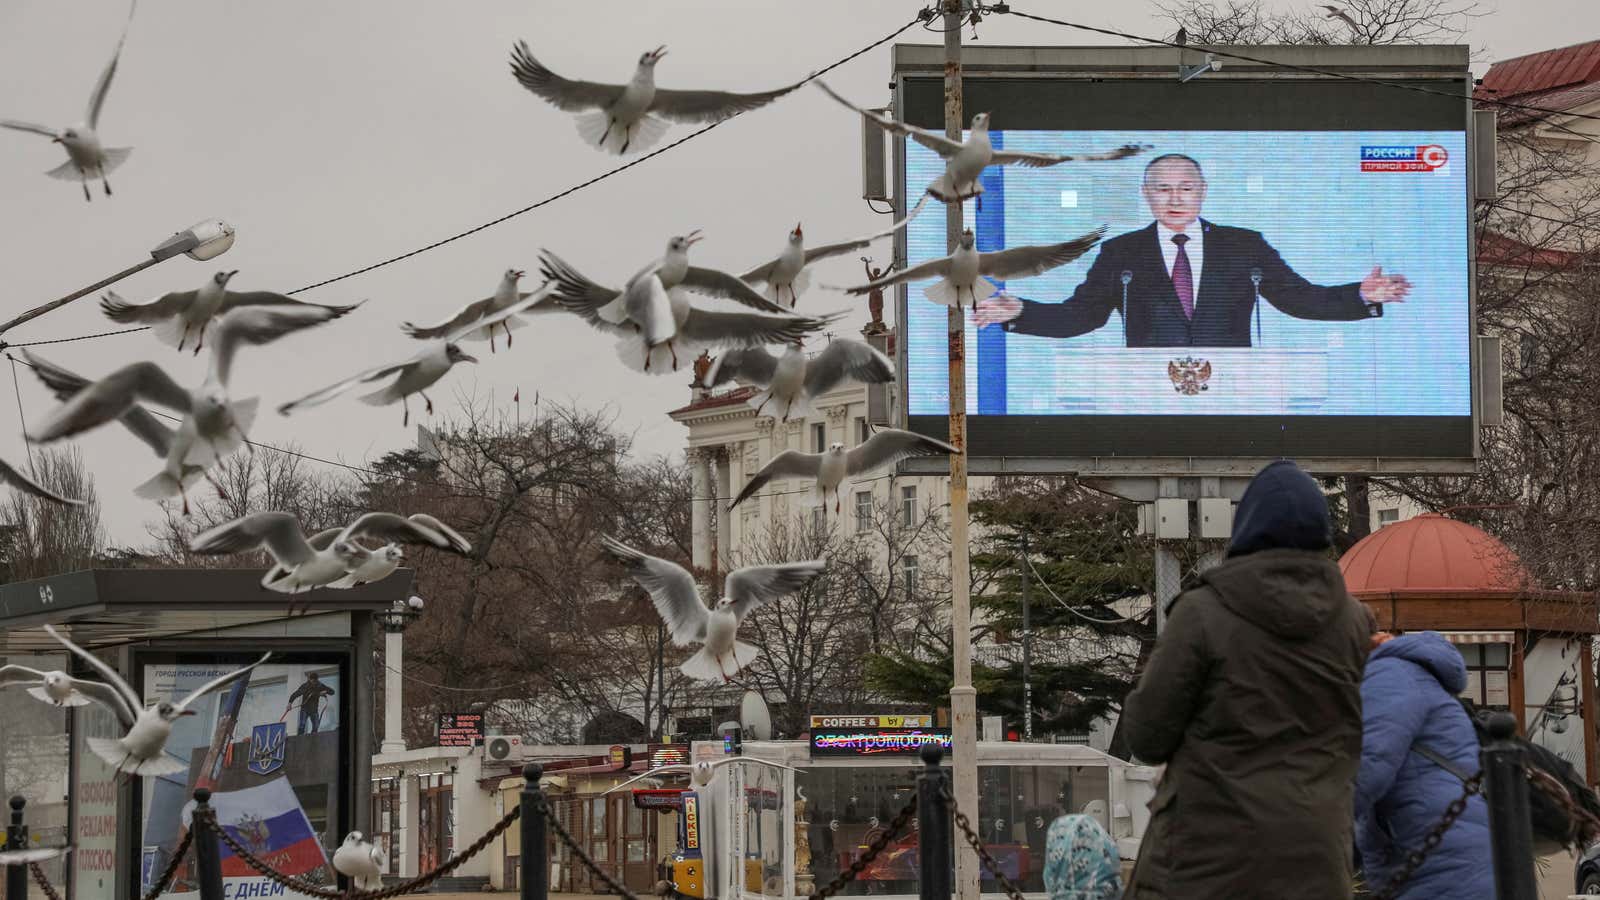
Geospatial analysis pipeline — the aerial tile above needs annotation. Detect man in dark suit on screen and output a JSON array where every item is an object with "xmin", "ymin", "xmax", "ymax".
[{"xmin": 972, "ymin": 153, "xmax": 1412, "ymax": 347}]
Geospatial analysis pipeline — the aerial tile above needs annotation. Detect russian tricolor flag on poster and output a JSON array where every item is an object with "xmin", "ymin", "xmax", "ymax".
[{"xmin": 184, "ymin": 777, "xmax": 329, "ymax": 883}]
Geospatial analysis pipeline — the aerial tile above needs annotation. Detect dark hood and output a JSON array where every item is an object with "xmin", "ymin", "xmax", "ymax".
[
  {"xmin": 1368, "ymin": 631, "xmax": 1468, "ymax": 693},
  {"xmin": 1203, "ymin": 549, "xmax": 1351, "ymax": 640},
  {"xmin": 1227, "ymin": 460, "xmax": 1333, "ymax": 558}
]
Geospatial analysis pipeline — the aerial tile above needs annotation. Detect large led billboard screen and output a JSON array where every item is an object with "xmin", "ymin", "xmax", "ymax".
[{"xmin": 894, "ymin": 58, "xmax": 1476, "ymax": 467}]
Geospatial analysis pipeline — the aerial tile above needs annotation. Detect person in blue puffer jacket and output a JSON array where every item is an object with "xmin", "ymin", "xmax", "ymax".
[{"xmin": 1354, "ymin": 629, "xmax": 1494, "ymax": 898}]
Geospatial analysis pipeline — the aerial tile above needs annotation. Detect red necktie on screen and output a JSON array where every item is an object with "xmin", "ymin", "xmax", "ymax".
[{"xmin": 1171, "ymin": 233, "xmax": 1194, "ymax": 320}]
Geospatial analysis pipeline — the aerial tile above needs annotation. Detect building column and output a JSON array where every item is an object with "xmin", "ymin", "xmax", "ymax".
[
  {"xmin": 714, "ymin": 448, "xmax": 733, "ymax": 567},
  {"xmin": 381, "ymin": 629, "xmax": 407, "ymax": 754},
  {"xmin": 754, "ymin": 419, "xmax": 775, "ymax": 529},
  {"xmin": 398, "ymin": 775, "xmax": 419, "ymax": 877},
  {"xmin": 690, "ymin": 448, "xmax": 712, "ymax": 570}
]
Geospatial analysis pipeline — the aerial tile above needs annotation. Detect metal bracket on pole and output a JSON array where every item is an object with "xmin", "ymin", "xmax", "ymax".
[{"xmin": 1179, "ymin": 54, "xmax": 1221, "ymax": 82}]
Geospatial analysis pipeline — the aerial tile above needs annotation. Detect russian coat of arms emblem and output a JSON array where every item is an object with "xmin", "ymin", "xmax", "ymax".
[{"xmin": 1167, "ymin": 356, "xmax": 1213, "ymax": 396}]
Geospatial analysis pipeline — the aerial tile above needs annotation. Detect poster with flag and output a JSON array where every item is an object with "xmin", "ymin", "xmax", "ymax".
[{"xmin": 181, "ymin": 777, "xmax": 331, "ymax": 895}]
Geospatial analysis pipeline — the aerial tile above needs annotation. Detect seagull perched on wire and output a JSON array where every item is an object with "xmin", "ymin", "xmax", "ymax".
[
  {"xmin": 193, "ymin": 511, "xmax": 470, "ymax": 595},
  {"xmin": 101, "ymin": 270, "xmax": 361, "ymax": 355},
  {"xmin": 694, "ymin": 338, "xmax": 893, "ymax": 423},
  {"xmin": 400, "ymin": 269, "xmax": 556, "ymax": 353},
  {"xmin": 25, "ymin": 352, "xmax": 220, "ymax": 506},
  {"xmin": 540, "ymin": 244, "xmax": 831, "ymax": 374},
  {"xmin": 332, "ymin": 832, "xmax": 384, "ymax": 890},
  {"xmin": 841, "ymin": 227, "xmax": 1105, "ymax": 308},
  {"xmin": 279, "ymin": 290, "xmax": 544, "ymax": 424},
  {"xmin": 730, "ymin": 428, "xmax": 958, "ymax": 513},
  {"xmin": 0, "ymin": 2, "xmax": 136, "ymax": 201},
  {"xmin": 509, "ymin": 42, "xmax": 802, "ymax": 155},
  {"xmin": 27, "ymin": 305, "xmax": 357, "ymax": 513},
  {"xmin": 44, "ymin": 624, "xmax": 270, "ymax": 776},
  {"xmin": 600, "ymin": 536, "xmax": 824, "ymax": 683},
  {"xmin": 605, "ymin": 758, "xmax": 799, "ymax": 795},
  {"xmin": 738, "ymin": 209, "xmax": 925, "ymax": 308},
  {"xmin": 0, "ymin": 456, "xmax": 85, "ymax": 507},
  {"xmin": 816, "ymin": 81, "xmax": 1148, "ymax": 204}
]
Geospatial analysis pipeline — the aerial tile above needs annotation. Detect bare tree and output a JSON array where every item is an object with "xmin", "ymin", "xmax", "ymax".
[
  {"xmin": 0, "ymin": 447, "xmax": 106, "ymax": 581},
  {"xmin": 1154, "ymin": 0, "xmax": 1482, "ymax": 46}
]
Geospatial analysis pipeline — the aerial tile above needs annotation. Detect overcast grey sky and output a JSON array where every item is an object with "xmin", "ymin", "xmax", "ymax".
[{"xmin": 0, "ymin": 0, "xmax": 1593, "ymax": 544}]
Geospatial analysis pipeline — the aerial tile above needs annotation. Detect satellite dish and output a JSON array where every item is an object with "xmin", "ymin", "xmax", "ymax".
[{"xmin": 740, "ymin": 691, "xmax": 773, "ymax": 740}]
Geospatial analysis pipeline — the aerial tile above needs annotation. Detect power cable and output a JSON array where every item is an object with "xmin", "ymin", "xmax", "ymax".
[
  {"xmin": 1024, "ymin": 553, "xmax": 1146, "ymax": 624},
  {"xmin": 1001, "ymin": 8, "xmax": 1600, "ymax": 130},
  {"xmin": 8, "ymin": 356, "xmax": 36, "ymax": 478}
]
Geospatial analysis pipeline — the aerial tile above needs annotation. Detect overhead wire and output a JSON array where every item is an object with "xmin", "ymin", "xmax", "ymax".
[{"xmin": 1024, "ymin": 553, "xmax": 1146, "ymax": 625}]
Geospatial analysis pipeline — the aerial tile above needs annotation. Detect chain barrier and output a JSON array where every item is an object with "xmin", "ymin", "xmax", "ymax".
[
  {"xmin": 532, "ymin": 791, "xmax": 646, "ymax": 900},
  {"xmin": 200, "ymin": 804, "xmax": 519, "ymax": 900},
  {"xmin": 808, "ymin": 795, "xmax": 918, "ymax": 900},
  {"xmin": 1367, "ymin": 771, "xmax": 1483, "ymax": 900},
  {"xmin": 27, "ymin": 863, "xmax": 64, "ymax": 900},
  {"xmin": 142, "ymin": 828, "xmax": 194, "ymax": 900},
  {"xmin": 940, "ymin": 783, "xmax": 1029, "ymax": 900},
  {"xmin": 1525, "ymin": 764, "xmax": 1600, "ymax": 848}
]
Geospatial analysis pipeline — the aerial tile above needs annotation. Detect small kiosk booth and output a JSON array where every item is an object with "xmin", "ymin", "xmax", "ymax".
[
  {"xmin": 0, "ymin": 568, "xmax": 405, "ymax": 900},
  {"xmin": 658, "ymin": 718, "xmax": 1150, "ymax": 900}
]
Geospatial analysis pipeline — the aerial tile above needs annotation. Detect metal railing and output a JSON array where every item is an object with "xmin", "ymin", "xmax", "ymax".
[{"xmin": 0, "ymin": 719, "xmax": 1584, "ymax": 900}]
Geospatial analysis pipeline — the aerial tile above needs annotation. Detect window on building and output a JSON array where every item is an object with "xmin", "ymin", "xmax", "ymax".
[
  {"xmin": 855, "ymin": 490, "xmax": 873, "ymax": 531},
  {"xmin": 902, "ymin": 555, "xmax": 919, "ymax": 598},
  {"xmin": 856, "ymin": 417, "xmax": 870, "ymax": 444},
  {"xmin": 811, "ymin": 506, "xmax": 825, "ymax": 533},
  {"xmin": 1520, "ymin": 333, "xmax": 1538, "ymax": 373},
  {"xmin": 1458, "ymin": 642, "xmax": 1511, "ymax": 711},
  {"xmin": 1377, "ymin": 508, "xmax": 1401, "ymax": 527},
  {"xmin": 812, "ymin": 423, "xmax": 826, "ymax": 453},
  {"xmin": 901, "ymin": 485, "xmax": 918, "ymax": 527}
]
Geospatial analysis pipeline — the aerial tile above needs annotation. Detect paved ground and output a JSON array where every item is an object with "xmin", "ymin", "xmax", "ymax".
[{"xmin": 424, "ymin": 893, "xmax": 611, "ymax": 900}]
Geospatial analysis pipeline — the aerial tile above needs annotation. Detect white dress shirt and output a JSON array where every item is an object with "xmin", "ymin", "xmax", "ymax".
[{"xmin": 1156, "ymin": 223, "xmax": 1204, "ymax": 302}]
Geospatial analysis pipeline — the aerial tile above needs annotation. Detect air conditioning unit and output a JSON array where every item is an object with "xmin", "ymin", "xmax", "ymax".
[{"xmin": 485, "ymin": 735, "xmax": 522, "ymax": 761}]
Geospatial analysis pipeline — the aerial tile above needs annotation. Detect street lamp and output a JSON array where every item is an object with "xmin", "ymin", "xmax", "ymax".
[
  {"xmin": 0, "ymin": 217, "xmax": 237, "ymax": 338},
  {"xmin": 378, "ymin": 596, "xmax": 425, "ymax": 755}
]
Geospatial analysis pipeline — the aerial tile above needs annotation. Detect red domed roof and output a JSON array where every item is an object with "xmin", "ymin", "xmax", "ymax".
[{"xmin": 1340, "ymin": 513, "xmax": 1529, "ymax": 594}]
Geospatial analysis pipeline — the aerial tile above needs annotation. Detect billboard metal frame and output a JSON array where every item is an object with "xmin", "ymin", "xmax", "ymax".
[{"xmin": 889, "ymin": 43, "xmax": 1479, "ymax": 477}]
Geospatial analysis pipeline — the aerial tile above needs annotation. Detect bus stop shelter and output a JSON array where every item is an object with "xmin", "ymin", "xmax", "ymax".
[{"xmin": 0, "ymin": 567, "xmax": 409, "ymax": 900}]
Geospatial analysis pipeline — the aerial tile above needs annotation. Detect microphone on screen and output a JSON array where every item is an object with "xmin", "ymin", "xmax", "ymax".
[
  {"xmin": 1119, "ymin": 271, "xmax": 1133, "ymax": 333},
  {"xmin": 1249, "ymin": 267, "xmax": 1264, "ymax": 346}
]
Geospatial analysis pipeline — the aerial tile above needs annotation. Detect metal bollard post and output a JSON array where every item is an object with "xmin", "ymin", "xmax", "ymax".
[
  {"xmin": 1482, "ymin": 712, "xmax": 1537, "ymax": 900},
  {"xmin": 5, "ymin": 797, "xmax": 28, "ymax": 900},
  {"xmin": 191, "ymin": 789, "xmax": 225, "ymax": 900},
  {"xmin": 521, "ymin": 764, "xmax": 547, "ymax": 900},
  {"xmin": 916, "ymin": 744, "xmax": 951, "ymax": 900}
]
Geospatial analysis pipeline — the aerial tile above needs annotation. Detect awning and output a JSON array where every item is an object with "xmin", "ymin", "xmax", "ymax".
[{"xmin": 1439, "ymin": 630, "xmax": 1516, "ymax": 645}]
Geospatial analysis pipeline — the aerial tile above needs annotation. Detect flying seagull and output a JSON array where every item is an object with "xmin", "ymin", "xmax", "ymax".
[
  {"xmin": 510, "ymin": 42, "xmax": 801, "ymax": 155},
  {"xmin": 605, "ymin": 758, "xmax": 799, "ymax": 795},
  {"xmin": 0, "ymin": 455, "xmax": 85, "ymax": 507},
  {"xmin": 0, "ymin": 846, "xmax": 72, "ymax": 867},
  {"xmin": 261, "ymin": 514, "xmax": 465, "ymax": 592},
  {"xmin": 816, "ymin": 81, "xmax": 1147, "ymax": 203},
  {"xmin": 0, "ymin": 2, "xmax": 136, "ymax": 200},
  {"xmin": 600, "ymin": 535, "xmax": 824, "ymax": 682},
  {"xmin": 45, "ymin": 624, "xmax": 270, "ymax": 776},
  {"xmin": 841, "ymin": 227, "xmax": 1105, "ymax": 308},
  {"xmin": 400, "ymin": 269, "xmax": 557, "ymax": 352},
  {"xmin": 193, "ymin": 511, "xmax": 470, "ymax": 595},
  {"xmin": 332, "ymin": 832, "xmax": 384, "ymax": 890},
  {"xmin": 738, "ymin": 207, "xmax": 926, "ymax": 308},
  {"xmin": 0, "ymin": 663, "xmax": 118, "ymax": 708},
  {"xmin": 29, "ymin": 305, "xmax": 355, "ymax": 512},
  {"xmin": 101, "ymin": 270, "xmax": 361, "ymax": 355},
  {"xmin": 25, "ymin": 352, "xmax": 224, "ymax": 508},
  {"xmin": 279, "ymin": 290, "xmax": 545, "ymax": 424},
  {"xmin": 539, "ymin": 245, "xmax": 830, "ymax": 374},
  {"xmin": 695, "ymin": 339, "xmax": 893, "ymax": 423},
  {"xmin": 1321, "ymin": 5, "xmax": 1362, "ymax": 33},
  {"xmin": 731, "ymin": 428, "xmax": 958, "ymax": 513}
]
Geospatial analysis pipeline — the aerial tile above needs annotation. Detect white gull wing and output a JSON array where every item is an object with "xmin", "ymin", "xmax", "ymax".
[
  {"xmin": 678, "ymin": 267, "xmax": 789, "ymax": 313},
  {"xmin": 86, "ymin": 0, "xmax": 136, "ymax": 128},
  {"xmin": 728, "ymin": 450, "xmax": 820, "ymax": 510},
  {"xmin": 42, "ymin": 624, "xmax": 141, "ymax": 725},
  {"xmin": 840, "ymin": 256, "xmax": 952, "ymax": 295},
  {"xmin": 30, "ymin": 361, "xmax": 190, "ymax": 443},
  {"xmin": 813, "ymin": 81, "xmax": 965, "ymax": 156},
  {"xmin": 539, "ymin": 251, "xmax": 629, "ymax": 333},
  {"xmin": 24, "ymin": 351, "xmax": 178, "ymax": 460},
  {"xmin": 844, "ymin": 428, "xmax": 958, "ymax": 478},
  {"xmin": 678, "ymin": 308, "xmax": 827, "ymax": 349},
  {"xmin": 208, "ymin": 303, "xmax": 365, "ymax": 389},
  {"xmin": 342, "ymin": 512, "xmax": 471, "ymax": 555},
  {"xmin": 724, "ymin": 560, "xmax": 826, "ymax": 620},
  {"xmin": 0, "ymin": 455, "xmax": 84, "ymax": 506},
  {"xmin": 508, "ymin": 42, "xmax": 625, "ymax": 112},
  {"xmin": 647, "ymin": 80, "xmax": 803, "ymax": 124},
  {"xmin": 988, "ymin": 143, "xmax": 1147, "ymax": 167},
  {"xmin": 277, "ymin": 356, "xmax": 418, "ymax": 415},
  {"xmin": 603, "ymin": 765, "xmax": 692, "ymax": 795},
  {"xmin": 977, "ymin": 228, "xmax": 1106, "ymax": 280},
  {"xmin": 0, "ymin": 120, "xmax": 58, "ymax": 139},
  {"xmin": 802, "ymin": 339, "xmax": 893, "ymax": 398},
  {"xmin": 599, "ymin": 536, "xmax": 708, "ymax": 646},
  {"xmin": 405, "ymin": 514, "xmax": 471, "ymax": 553},
  {"xmin": 0, "ymin": 664, "xmax": 47, "ymax": 687},
  {"xmin": 100, "ymin": 289, "xmax": 195, "ymax": 324},
  {"xmin": 698, "ymin": 346, "xmax": 780, "ymax": 390},
  {"xmin": 190, "ymin": 512, "xmax": 316, "ymax": 569},
  {"xmin": 172, "ymin": 653, "xmax": 271, "ymax": 712}
]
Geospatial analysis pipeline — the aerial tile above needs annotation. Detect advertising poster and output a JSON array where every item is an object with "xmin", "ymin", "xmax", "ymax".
[
  {"xmin": 139, "ymin": 662, "xmax": 342, "ymax": 900},
  {"xmin": 72, "ymin": 702, "xmax": 122, "ymax": 900}
]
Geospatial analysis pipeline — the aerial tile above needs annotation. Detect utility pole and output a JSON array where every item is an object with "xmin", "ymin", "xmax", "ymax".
[
  {"xmin": 1021, "ymin": 531, "xmax": 1032, "ymax": 741},
  {"xmin": 941, "ymin": 2, "xmax": 980, "ymax": 898}
]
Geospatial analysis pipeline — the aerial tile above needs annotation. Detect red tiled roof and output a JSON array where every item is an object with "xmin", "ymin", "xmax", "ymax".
[
  {"xmin": 1477, "ymin": 40, "xmax": 1600, "ymax": 101},
  {"xmin": 668, "ymin": 386, "xmax": 758, "ymax": 417},
  {"xmin": 1476, "ymin": 230, "xmax": 1586, "ymax": 269}
]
